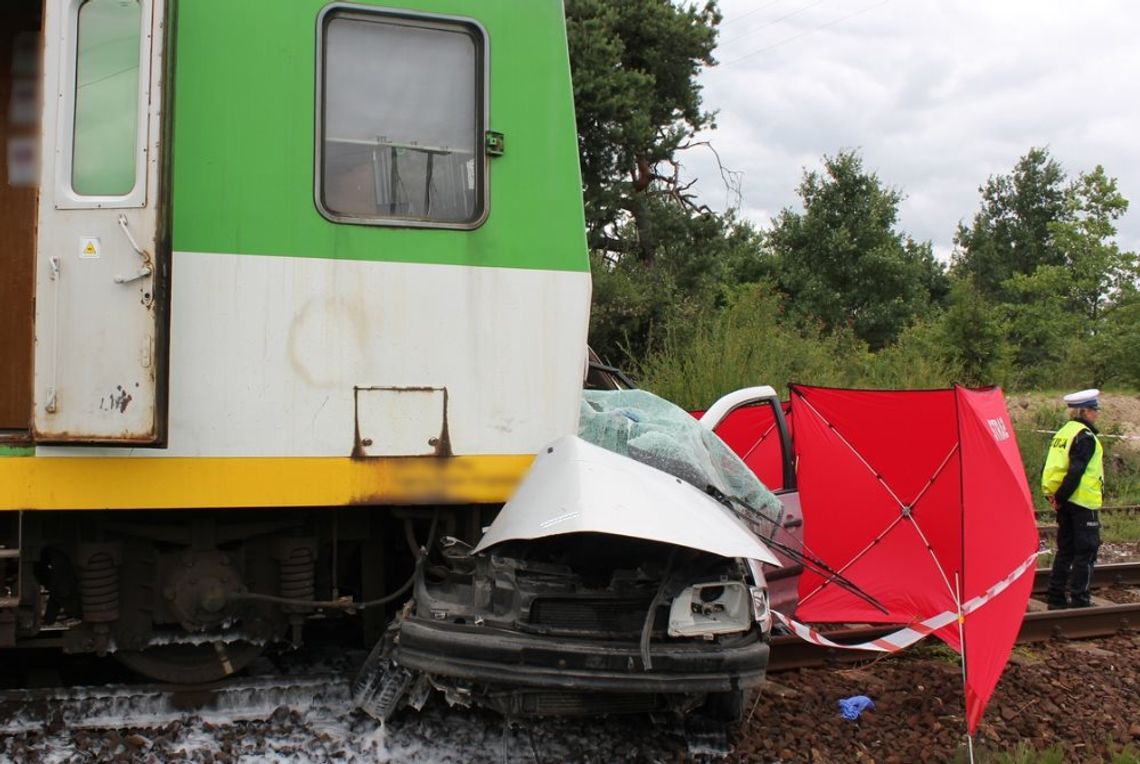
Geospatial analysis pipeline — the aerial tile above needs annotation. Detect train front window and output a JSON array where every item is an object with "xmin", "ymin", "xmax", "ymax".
[
  {"xmin": 318, "ymin": 10, "xmax": 486, "ymax": 228},
  {"xmin": 72, "ymin": 0, "xmax": 141, "ymax": 197}
]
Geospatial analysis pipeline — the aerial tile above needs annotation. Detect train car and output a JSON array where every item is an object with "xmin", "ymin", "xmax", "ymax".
[{"xmin": 0, "ymin": 0, "xmax": 590, "ymax": 682}]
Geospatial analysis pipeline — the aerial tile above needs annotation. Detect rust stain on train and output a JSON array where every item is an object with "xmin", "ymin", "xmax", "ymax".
[{"xmin": 351, "ymin": 386, "xmax": 452, "ymax": 459}]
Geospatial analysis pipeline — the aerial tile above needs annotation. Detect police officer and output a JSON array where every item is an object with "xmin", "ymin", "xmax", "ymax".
[{"xmin": 1041, "ymin": 389, "xmax": 1104, "ymax": 609}]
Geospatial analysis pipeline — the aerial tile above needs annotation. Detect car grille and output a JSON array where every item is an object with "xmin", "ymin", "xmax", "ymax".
[{"xmin": 528, "ymin": 597, "xmax": 654, "ymax": 633}]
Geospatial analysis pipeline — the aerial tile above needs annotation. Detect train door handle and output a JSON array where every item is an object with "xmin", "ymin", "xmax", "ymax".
[
  {"xmin": 113, "ymin": 215, "xmax": 154, "ymax": 285},
  {"xmin": 113, "ymin": 266, "xmax": 153, "ymax": 285}
]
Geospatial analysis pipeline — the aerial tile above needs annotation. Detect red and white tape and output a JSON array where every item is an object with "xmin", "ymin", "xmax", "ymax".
[{"xmin": 772, "ymin": 551, "xmax": 1039, "ymax": 653}]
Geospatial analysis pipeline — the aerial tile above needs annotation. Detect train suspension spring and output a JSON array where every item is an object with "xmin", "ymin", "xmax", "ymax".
[
  {"xmin": 279, "ymin": 545, "xmax": 316, "ymax": 611},
  {"xmin": 79, "ymin": 550, "xmax": 120, "ymax": 624}
]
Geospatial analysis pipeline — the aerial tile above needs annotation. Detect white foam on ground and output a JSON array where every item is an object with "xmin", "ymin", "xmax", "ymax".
[{"xmin": 1, "ymin": 699, "xmax": 693, "ymax": 762}]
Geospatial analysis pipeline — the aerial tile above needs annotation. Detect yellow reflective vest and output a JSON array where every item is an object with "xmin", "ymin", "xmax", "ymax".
[{"xmin": 1041, "ymin": 420, "xmax": 1104, "ymax": 509}]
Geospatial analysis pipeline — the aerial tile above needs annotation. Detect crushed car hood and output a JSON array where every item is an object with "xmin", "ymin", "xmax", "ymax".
[{"xmin": 475, "ymin": 435, "xmax": 780, "ymax": 565}]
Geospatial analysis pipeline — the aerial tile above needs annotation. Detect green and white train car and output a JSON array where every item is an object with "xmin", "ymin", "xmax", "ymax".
[{"xmin": 0, "ymin": 0, "xmax": 590, "ymax": 680}]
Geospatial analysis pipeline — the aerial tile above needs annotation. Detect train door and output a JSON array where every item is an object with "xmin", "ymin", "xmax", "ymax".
[
  {"xmin": 0, "ymin": 4, "xmax": 41, "ymax": 437},
  {"xmin": 32, "ymin": 0, "xmax": 171, "ymax": 444}
]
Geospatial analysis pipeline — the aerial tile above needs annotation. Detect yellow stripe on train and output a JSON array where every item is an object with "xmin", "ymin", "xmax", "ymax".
[{"xmin": 0, "ymin": 454, "xmax": 534, "ymax": 510}]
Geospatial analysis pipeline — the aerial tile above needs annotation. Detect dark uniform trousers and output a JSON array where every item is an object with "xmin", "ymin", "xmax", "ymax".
[{"xmin": 1046, "ymin": 502, "xmax": 1101, "ymax": 608}]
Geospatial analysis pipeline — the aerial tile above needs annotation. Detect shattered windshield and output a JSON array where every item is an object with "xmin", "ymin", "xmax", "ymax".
[{"xmin": 579, "ymin": 390, "xmax": 784, "ymax": 539}]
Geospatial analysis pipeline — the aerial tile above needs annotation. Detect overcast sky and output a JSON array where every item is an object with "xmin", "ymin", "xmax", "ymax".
[{"xmin": 682, "ymin": 0, "xmax": 1140, "ymax": 261}]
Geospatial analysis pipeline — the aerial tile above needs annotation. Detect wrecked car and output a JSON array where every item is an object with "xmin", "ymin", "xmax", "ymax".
[{"xmin": 353, "ymin": 391, "xmax": 784, "ymax": 724}]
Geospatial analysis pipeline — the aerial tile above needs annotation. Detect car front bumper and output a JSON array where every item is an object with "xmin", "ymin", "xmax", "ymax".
[{"xmin": 394, "ymin": 617, "xmax": 770, "ymax": 694}]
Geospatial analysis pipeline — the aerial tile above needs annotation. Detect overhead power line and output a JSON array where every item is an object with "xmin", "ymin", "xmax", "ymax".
[
  {"xmin": 752, "ymin": 0, "xmax": 832, "ymax": 32},
  {"xmin": 719, "ymin": 0, "xmax": 786, "ymax": 29},
  {"xmin": 719, "ymin": 0, "xmax": 830, "ymax": 48},
  {"xmin": 721, "ymin": 0, "xmax": 890, "ymax": 66}
]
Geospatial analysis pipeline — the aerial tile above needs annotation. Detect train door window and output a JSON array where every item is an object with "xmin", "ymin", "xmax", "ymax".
[
  {"xmin": 72, "ymin": 0, "xmax": 142, "ymax": 197},
  {"xmin": 317, "ymin": 7, "xmax": 487, "ymax": 228}
]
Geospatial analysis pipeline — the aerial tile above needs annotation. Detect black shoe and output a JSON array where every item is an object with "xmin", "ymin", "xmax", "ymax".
[
  {"xmin": 1069, "ymin": 599, "xmax": 1091, "ymax": 609},
  {"xmin": 1046, "ymin": 601, "xmax": 1068, "ymax": 610}
]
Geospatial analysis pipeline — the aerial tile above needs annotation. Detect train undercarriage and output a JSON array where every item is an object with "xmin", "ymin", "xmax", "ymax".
[{"xmin": 0, "ymin": 506, "xmax": 477, "ymax": 684}]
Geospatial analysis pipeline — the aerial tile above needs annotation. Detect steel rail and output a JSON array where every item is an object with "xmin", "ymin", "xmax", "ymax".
[
  {"xmin": 1032, "ymin": 561, "xmax": 1140, "ymax": 595},
  {"xmin": 1019, "ymin": 602, "xmax": 1138, "ymax": 642}
]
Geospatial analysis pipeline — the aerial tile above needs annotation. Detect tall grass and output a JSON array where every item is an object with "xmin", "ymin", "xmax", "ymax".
[
  {"xmin": 1103, "ymin": 431, "xmax": 1140, "ymax": 508},
  {"xmin": 1015, "ymin": 403, "xmax": 1064, "ymax": 513},
  {"xmin": 636, "ymin": 285, "xmax": 951, "ymax": 409},
  {"xmin": 1103, "ymin": 512, "xmax": 1140, "ymax": 544}
]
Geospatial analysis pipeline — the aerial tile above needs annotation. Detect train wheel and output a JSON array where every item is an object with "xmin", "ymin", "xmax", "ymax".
[{"xmin": 115, "ymin": 641, "xmax": 263, "ymax": 684}]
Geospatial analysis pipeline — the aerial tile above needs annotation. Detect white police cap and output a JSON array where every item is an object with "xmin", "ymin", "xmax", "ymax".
[{"xmin": 1063, "ymin": 389, "xmax": 1100, "ymax": 409}]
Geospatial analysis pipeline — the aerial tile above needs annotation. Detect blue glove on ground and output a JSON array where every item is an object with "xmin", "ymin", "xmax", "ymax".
[{"xmin": 838, "ymin": 695, "xmax": 875, "ymax": 720}]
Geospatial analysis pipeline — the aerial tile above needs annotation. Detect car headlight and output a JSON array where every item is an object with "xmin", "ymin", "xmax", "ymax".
[
  {"xmin": 749, "ymin": 585, "xmax": 771, "ymax": 635},
  {"xmin": 667, "ymin": 581, "xmax": 752, "ymax": 638}
]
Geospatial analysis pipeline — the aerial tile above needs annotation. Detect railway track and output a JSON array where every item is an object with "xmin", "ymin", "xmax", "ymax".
[
  {"xmin": 0, "ymin": 627, "xmax": 366, "ymax": 736},
  {"xmin": 767, "ymin": 562, "xmax": 1140, "ymax": 672},
  {"xmin": 0, "ymin": 563, "xmax": 1135, "ymax": 737},
  {"xmin": 0, "ymin": 673, "xmax": 351, "ymax": 735}
]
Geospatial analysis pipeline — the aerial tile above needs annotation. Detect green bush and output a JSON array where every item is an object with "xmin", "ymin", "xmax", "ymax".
[
  {"xmin": 857, "ymin": 318, "xmax": 957, "ymax": 389},
  {"xmin": 635, "ymin": 284, "xmax": 866, "ymax": 409},
  {"xmin": 1015, "ymin": 403, "xmax": 1064, "ymax": 512}
]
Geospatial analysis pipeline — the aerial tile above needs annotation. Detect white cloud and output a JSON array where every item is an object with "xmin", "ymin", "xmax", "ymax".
[{"xmin": 682, "ymin": 0, "xmax": 1140, "ymax": 258}]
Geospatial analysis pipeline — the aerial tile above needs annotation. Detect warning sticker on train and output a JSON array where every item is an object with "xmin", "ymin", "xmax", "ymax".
[{"xmin": 78, "ymin": 237, "xmax": 100, "ymax": 258}]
